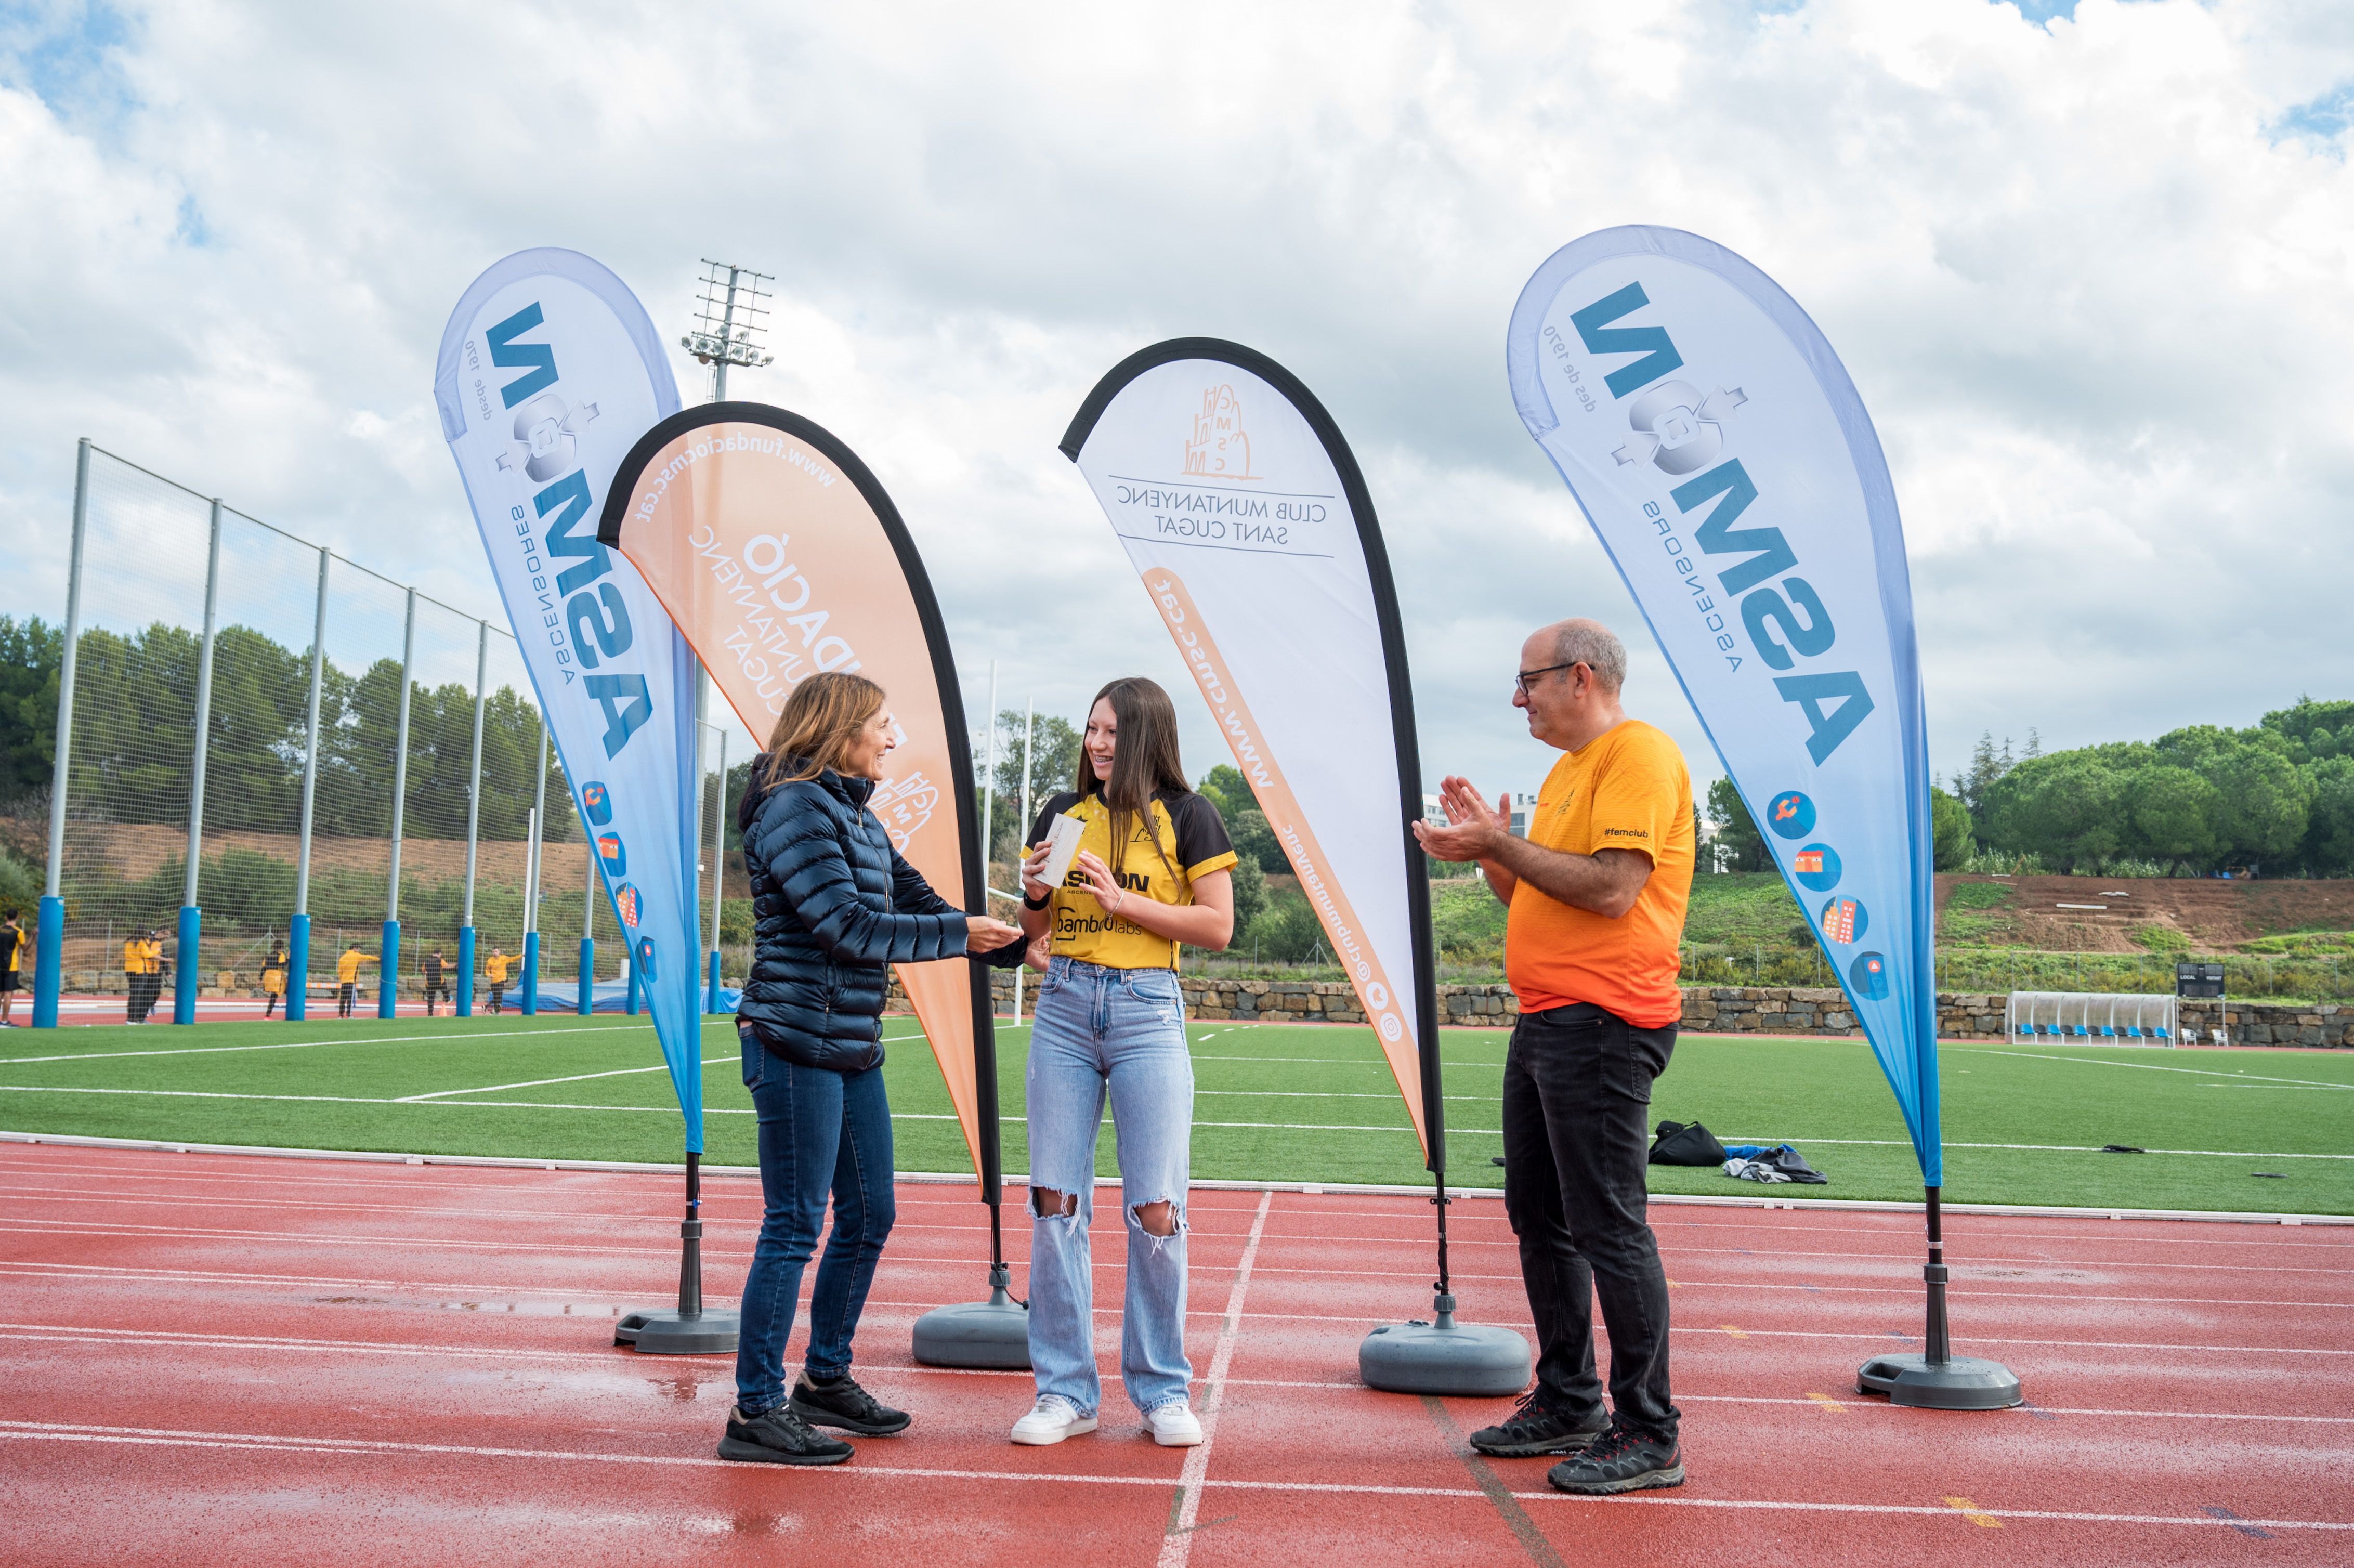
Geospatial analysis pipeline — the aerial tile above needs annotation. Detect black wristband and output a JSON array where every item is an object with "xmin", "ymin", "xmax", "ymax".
[{"xmin": 1022, "ymin": 891, "xmax": 1050, "ymax": 911}]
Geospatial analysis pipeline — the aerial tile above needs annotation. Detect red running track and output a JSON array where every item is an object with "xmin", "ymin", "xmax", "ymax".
[{"xmin": 0, "ymin": 1143, "xmax": 2348, "ymax": 1566}]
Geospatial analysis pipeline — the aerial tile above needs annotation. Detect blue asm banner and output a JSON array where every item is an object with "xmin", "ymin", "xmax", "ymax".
[
  {"xmin": 1507, "ymin": 226, "xmax": 1944, "ymax": 1185},
  {"xmin": 434, "ymin": 249, "xmax": 708, "ymax": 1151}
]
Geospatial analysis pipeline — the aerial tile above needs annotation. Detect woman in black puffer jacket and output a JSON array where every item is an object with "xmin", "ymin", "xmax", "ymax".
[{"xmin": 718, "ymin": 672, "xmax": 1025, "ymax": 1468}]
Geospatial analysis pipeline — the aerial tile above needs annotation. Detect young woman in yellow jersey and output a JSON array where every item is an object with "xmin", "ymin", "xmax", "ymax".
[{"xmin": 1008, "ymin": 677, "xmax": 1237, "ymax": 1449}]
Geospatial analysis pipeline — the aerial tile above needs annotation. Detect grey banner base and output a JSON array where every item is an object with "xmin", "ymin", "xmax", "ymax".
[
  {"xmin": 912, "ymin": 1269, "xmax": 1031, "ymax": 1370},
  {"xmin": 1360, "ymin": 1296, "xmax": 1531, "ymax": 1398},
  {"xmin": 1855, "ymin": 1352, "xmax": 2022, "ymax": 1410},
  {"xmin": 616, "ymin": 1308, "xmax": 740, "ymax": 1356}
]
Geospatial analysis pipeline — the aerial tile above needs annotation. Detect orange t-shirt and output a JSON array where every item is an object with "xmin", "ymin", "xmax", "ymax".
[{"xmin": 1504, "ymin": 720, "xmax": 1695, "ymax": 1029}]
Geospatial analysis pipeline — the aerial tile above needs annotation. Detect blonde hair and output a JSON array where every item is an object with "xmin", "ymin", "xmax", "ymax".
[{"xmin": 761, "ymin": 672, "xmax": 887, "ymax": 786}]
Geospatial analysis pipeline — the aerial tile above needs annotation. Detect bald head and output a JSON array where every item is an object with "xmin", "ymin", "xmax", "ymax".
[{"xmin": 1535, "ymin": 618, "xmax": 1626, "ymax": 694}]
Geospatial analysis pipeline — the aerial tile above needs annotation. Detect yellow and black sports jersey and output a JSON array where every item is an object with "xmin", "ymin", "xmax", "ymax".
[{"xmin": 1027, "ymin": 789, "xmax": 1238, "ymax": 970}]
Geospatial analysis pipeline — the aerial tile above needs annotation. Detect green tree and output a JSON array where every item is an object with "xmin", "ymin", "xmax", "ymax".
[
  {"xmin": 2155, "ymin": 725, "xmax": 2311, "ymax": 866},
  {"xmin": 2260, "ymin": 695, "xmax": 2354, "ymax": 763},
  {"xmin": 1980, "ymin": 751, "xmax": 2125, "ymax": 869},
  {"xmin": 0, "ymin": 616, "xmax": 62, "ymax": 806},
  {"xmin": 1226, "ymin": 851, "xmax": 1267, "ymax": 937},
  {"xmin": 1197, "ymin": 763, "xmax": 1249, "ymax": 820},
  {"xmin": 1929, "ymin": 785, "xmax": 1973, "ymax": 870},
  {"xmin": 1227, "ymin": 806, "xmax": 1290, "ymax": 876},
  {"xmin": 1704, "ymin": 777, "xmax": 1769, "ymax": 872},
  {"xmin": 2304, "ymin": 756, "xmax": 2354, "ymax": 874},
  {"xmin": 2123, "ymin": 764, "xmax": 2219, "ymax": 866}
]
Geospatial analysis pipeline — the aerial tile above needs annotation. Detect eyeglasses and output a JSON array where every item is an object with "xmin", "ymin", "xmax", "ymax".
[{"xmin": 1515, "ymin": 660, "xmax": 1586, "ymax": 697}]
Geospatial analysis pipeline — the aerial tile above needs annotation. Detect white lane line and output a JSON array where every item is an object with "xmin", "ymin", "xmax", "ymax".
[
  {"xmin": 0, "ymin": 1021, "xmax": 669, "ymax": 1067},
  {"xmin": 1161, "ymin": 1187, "xmax": 1274, "ymax": 1567},
  {"xmin": 0, "ymin": 1422, "xmax": 2349, "ymax": 1532},
  {"xmin": 1946, "ymin": 1046, "xmax": 2354, "ymax": 1090}
]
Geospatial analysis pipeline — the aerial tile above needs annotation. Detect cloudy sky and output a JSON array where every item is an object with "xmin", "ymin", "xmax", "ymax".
[{"xmin": 4, "ymin": 0, "xmax": 2351, "ymax": 808}]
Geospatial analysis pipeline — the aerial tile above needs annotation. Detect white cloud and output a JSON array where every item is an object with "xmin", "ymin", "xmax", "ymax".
[{"xmin": 3, "ymin": 0, "xmax": 2351, "ymax": 801}]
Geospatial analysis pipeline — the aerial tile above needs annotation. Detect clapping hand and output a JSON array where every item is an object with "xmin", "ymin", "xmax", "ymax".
[{"xmin": 1411, "ymin": 775, "xmax": 1509, "ymax": 863}]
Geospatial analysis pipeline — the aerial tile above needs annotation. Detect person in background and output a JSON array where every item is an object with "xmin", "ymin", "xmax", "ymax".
[
  {"xmin": 0, "ymin": 909, "xmax": 23, "ymax": 1026},
  {"xmin": 423, "ymin": 948, "xmax": 448, "ymax": 1016},
  {"xmin": 1008, "ymin": 676, "xmax": 1236, "ymax": 1451},
  {"xmin": 724, "ymin": 671, "xmax": 1025, "ymax": 1467},
  {"xmin": 486, "ymin": 948, "xmax": 511, "ymax": 1014},
  {"xmin": 1415, "ymin": 619, "xmax": 1695, "ymax": 1497},
  {"xmin": 261, "ymin": 941, "xmax": 287, "ymax": 1020},
  {"xmin": 123, "ymin": 930, "xmax": 160, "ymax": 1024},
  {"xmin": 336, "ymin": 945, "xmax": 374, "ymax": 1018}
]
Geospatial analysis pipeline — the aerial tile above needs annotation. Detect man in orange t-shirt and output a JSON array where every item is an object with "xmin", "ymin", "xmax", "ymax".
[{"xmin": 1414, "ymin": 618, "xmax": 1694, "ymax": 1497}]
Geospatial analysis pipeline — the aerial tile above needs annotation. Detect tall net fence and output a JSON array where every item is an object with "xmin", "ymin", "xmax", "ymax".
[{"xmin": 13, "ymin": 446, "xmax": 575, "ymax": 1007}]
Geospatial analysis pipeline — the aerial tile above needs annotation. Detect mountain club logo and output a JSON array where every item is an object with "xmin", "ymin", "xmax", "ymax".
[{"xmin": 1184, "ymin": 384, "xmax": 1259, "ymax": 480}]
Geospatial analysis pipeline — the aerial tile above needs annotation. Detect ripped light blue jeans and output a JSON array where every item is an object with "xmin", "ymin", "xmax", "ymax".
[{"xmin": 1024, "ymin": 956, "xmax": 1194, "ymax": 1416}]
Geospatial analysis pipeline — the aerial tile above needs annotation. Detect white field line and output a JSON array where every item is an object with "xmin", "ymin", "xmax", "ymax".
[
  {"xmin": 0, "ymin": 1021, "xmax": 668, "ymax": 1066},
  {"xmin": 0, "ymin": 1422, "xmax": 2349, "ymax": 1532},
  {"xmin": 396, "ymin": 1055, "xmax": 736, "ymax": 1101},
  {"xmin": 11, "ymin": 1080, "xmax": 2348, "ymax": 1166},
  {"xmin": 1945, "ymin": 1046, "xmax": 2354, "ymax": 1090},
  {"xmin": 1161, "ymin": 1188, "xmax": 1274, "ymax": 1567}
]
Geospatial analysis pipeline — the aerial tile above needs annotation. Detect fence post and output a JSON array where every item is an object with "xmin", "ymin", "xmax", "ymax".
[
  {"xmin": 707, "ymin": 726, "xmax": 726, "ymax": 1013},
  {"xmin": 172, "ymin": 499, "xmax": 226, "ymax": 1026},
  {"xmin": 378, "ymin": 588, "xmax": 416, "ymax": 1017},
  {"xmin": 522, "ymin": 722, "xmax": 546, "ymax": 1014},
  {"xmin": 580, "ymin": 792, "xmax": 597, "ymax": 1017},
  {"xmin": 457, "ymin": 621, "xmax": 487, "ymax": 1017},
  {"xmin": 31, "ymin": 438, "xmax": 91, "ymax": 1029},
  {"xmin": 286, "ymin": 548, "xmax": 330, "ymax": 1022}
]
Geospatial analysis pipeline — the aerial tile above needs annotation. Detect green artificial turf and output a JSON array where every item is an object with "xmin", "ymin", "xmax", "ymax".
[{"xmin": 0, "ymin": 1014, "xmax": 2346, "ymax": 1213}]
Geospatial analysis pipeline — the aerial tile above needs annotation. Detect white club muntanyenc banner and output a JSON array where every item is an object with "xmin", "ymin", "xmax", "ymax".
[
  {"xmin": 1062, "ymin": 342, "xmax": 1443, "ymax": 1169},
  {"xmin": 433, "ymin": 249, "xmax": 707, "ymax": 1152},
  {"xmin": 1507, "ymin": 227, "xmax": 1943, "ymax": 1186}
]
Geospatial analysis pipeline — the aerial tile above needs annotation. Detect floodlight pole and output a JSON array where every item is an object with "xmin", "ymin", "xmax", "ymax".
[{"xmin": 682, "ymin": 259, "xmax": 776, "ymax": 403}]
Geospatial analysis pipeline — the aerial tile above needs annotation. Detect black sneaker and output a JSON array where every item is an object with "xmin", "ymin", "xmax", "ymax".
[
  {"xmin": 717, "ymin": 1402, "xmax": 854, "ymax": 1466},
  {"xmin": 1468, "ymin": 1389, "xmax": 1611, "ymax": 1458},
  {"xmin": 790, "ymin": 1370, "xmax": 910, "ymax": 1437},
  {"xmin": 1545, "ymin": 1417, "xmax": 1684, "ymax": 1494}
]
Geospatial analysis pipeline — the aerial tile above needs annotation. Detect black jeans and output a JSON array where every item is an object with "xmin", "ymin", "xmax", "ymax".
[{"xmin": 1501, "ymin": 1001, "xmax": 1680, "ymax": 1441}]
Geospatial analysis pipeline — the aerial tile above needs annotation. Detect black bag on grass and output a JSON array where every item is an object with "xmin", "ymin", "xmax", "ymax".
[{"xmin": 1648, "ymin": 1120, "xmax": 1727, "ymax": 1167}]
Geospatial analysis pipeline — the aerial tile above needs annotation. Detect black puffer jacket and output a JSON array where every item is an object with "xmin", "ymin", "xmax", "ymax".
[{"xmin": 735, "ymin": 760, "xmax": 998, "ymax": 1072}]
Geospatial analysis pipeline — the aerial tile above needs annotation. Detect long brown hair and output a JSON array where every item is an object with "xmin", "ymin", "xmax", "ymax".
[
  {"xmin": 1077, "ymin": 676, "xmax": 1189, "ymax": 880},
  {"xmin": 761, "ymin": 672, "xmax": 886, "ymax": 787}
]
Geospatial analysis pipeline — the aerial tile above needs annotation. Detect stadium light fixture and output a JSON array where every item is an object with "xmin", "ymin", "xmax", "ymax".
[{"xmin": 682, "ymin": 259, "xmax": 775, "ymax": 402}]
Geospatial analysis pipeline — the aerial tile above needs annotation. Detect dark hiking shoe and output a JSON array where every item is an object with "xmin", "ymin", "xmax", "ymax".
[
  {"xmin": 1545, "ymin": 1418, "xmax": 1684, "ymax": 1494},
  {"xmin": 1468, "ymin": 1389, "xmax": 1611, "ymax": 1458},
  {"xmin": 717, "ymin": 1402, "xmax": 854, "ymax": 1465},
  {"xmin": 790, "ymin": 1371, "xmax": 910, "ymax": 1436}
]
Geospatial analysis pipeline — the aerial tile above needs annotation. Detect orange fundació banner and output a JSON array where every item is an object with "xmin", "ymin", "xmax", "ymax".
[{"xmin": 597, "ymin": 406, "xmax": 997, "ymax": 1187}]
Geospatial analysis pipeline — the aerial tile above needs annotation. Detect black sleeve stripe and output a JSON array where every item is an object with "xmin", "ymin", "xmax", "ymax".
[{"xmin": 1169, "ymin": 791, "xmax": 1233, "ymax": 867}]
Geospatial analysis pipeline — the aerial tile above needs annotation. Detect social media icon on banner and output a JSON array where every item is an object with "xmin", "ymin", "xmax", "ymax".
[
  {"xmin": 1849, "ymin": 950, "xmax": 1890, "ymax": 1001},
  {"xmin": 1819, "ymin": 896, "xmax": 1867, "ymax": 946},
  {"xmin": 581, "ymin": 781, "xmax": 613, "ymax": 827},
  {"xmin": 597, "ymin": 833, "xmax": 627, "ymax": 877},
  {"xmin": 1793, "ymin": 842, "xmax": 1842, "ymax": 892},
  {"xmin": 1767, "ymin": 790, "xmax": 1815, "ymax": 839},
  {"xmin": 635, "ymin": 937, "xmax": 658, "ymax": 980},
  {"xmin": 613, "ymin": 882, "xmax": 642, "ymax": 928}
]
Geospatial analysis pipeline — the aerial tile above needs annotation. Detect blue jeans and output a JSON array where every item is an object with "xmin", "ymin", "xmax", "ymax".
[
  {"xmin": 1024, "ymin": 957, "xmax": 1193, "ymax": 1416},
  {"xmin": 733, "ymin": 1025, "xmax": 896, "ymax": 1415}
]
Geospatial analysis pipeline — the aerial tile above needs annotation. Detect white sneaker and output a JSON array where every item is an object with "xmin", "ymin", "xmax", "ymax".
[
  {"xmin": 1010, "ymin": 1394, "xmax": 1097, "ymax": 1446},
  {"xmin": 1145, "ymin": 1399, "xmax": 1203, "ymax": 1447}
]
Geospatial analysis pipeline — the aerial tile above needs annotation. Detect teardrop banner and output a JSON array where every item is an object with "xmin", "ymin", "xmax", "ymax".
[
  {"xmin": 1507, "ymin": 226, "xmax": 2017, "ymax": 1409},
  {"xmin": 595, "ymin": 403, "xmax": 1028, "ymax": 1368},
  {"xmin": 435, "ymin": 249, "xmax": 733, "ymax": 1355},
  {"xmin": 1062, "ymin": 341, "xmax": 1528, "ymax": 1396}
]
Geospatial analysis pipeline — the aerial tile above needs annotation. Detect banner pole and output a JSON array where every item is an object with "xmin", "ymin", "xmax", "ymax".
[
  {"xmin": 1013, "ymin": 696, "xmax": 1032, "ymax": 1025},
  {"xmin": 708, "ymin": 727, "xmax": 727, "ymax": 1012}
]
